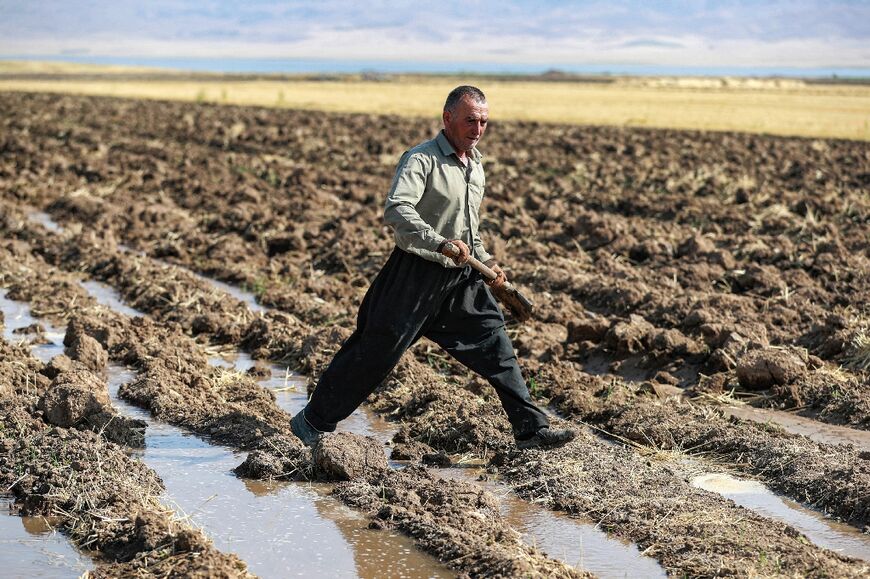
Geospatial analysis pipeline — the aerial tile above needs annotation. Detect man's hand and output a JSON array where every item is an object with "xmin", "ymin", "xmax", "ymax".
[
  {"xmin": 484, "ymin": 260, "xmax": 507, "ymax": 289},
  {"xmin": 439, "ymin": 239, "xmax": 471, "ymax": 265}
]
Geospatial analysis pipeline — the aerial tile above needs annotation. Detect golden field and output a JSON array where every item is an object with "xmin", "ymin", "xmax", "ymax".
[{"xmin": 1, "ymin": 60, "xmax": 868, "ymax": 140}]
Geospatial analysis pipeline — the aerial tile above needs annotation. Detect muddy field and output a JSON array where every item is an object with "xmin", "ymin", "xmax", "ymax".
[{"xmin": 0, "ymin": 91, "xmax": 869, "ymax": 577}]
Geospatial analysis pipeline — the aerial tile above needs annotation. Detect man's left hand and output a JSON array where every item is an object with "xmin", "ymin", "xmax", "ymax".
[{"xmin": 485, "ymin": 260, "xmax": 507, "ymax": 289}]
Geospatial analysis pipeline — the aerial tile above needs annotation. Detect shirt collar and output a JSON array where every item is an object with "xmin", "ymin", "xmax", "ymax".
[{"xmin": 437, "ymin": 130, "xmax": 482, "ymax": 163}]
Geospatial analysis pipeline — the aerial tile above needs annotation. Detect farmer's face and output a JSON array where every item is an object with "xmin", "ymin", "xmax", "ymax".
[{"xmin": 443, "ymin": 96, "xmax": 488, "ymax": 153}]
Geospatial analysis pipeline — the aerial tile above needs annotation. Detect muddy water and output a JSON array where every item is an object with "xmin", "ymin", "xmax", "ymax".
[
  {"xmin": 107, "ymin": 365, "xmax": 451, "ymax": 579},
  {"xmin": 723, "ymin": 404, "xmax": 870, "ymax": 452},
  {"xmin": 190, "ymin": 272, "xmax": 268, "ymax": 315},
  {"xmin": 27, "ymin": 210, "xmax": 63, "ymax": 233},
  {"xmin": 438, "ymin": 467, "xmax": 666, "ymax": 579},
  {"xmin": 692, "ymin": 473, "xmax": 870, "ymax": 561},
  {"xmin": 0, "ymin": 287, "xmax": 450, "ymax": 578},
  {"xmin": 0, "ymin": 495, "xmax": 92, "ymax": 577},
  {"xmin": 0, "ymin": 291, "xmax": 95, "ymax": 576},
  {"xmin": 0, "ymin": 289, "xmax": 66, "ymax": 364}
]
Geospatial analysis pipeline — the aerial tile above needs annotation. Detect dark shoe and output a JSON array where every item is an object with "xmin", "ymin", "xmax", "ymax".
[
  {"xmin": 516, "ymin": 426, "xmax": 577, "ymax": 450},
  {"xmin": 290, "ymin": 409, "xmax": 323, "ymax": 448}
]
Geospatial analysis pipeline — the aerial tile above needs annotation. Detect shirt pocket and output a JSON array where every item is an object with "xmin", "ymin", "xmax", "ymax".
[{"xmin": 468, "ymin": 180, "xmax": 485, "ymax": 213}]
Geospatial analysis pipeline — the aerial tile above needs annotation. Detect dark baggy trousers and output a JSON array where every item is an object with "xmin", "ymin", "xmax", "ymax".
[{"xmin": 304, "ymin": 247, "xmax": 549, "ymax": 438}]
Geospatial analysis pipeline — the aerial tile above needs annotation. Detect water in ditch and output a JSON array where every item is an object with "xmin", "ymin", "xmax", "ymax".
[
  {"xmin": 582, "ymin": 352, "xmax": 870, "ymax": 453},
  {"xmin": 692, "ymin": 473, "xmax": 870, "ymax": 562},
  {"xmin": 0, "ymin": 494, "xmax": 93, "ymax": 578},
  {"xmin": 81, "ymin": 272, "xmax": 669, "ymax": 576},
  {"xmin": 437, "ymin": 466, "xmax": 666, "ymax": 579},
  {"xmin": 1, "ymin": 287, "xmax": 450, "ymax": 577},
  {"xmin": 722, "ymin": 404, "xmax": 870, "ymax": 452}
]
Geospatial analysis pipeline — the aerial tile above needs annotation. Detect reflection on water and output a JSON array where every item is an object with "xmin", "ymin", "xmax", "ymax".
[
  {"xmin": 0, "ymin": 292, "xmax": 96, "ymax": 575},
  {"xmin": 79, "ymin": 280, "xmax": 143, "ymax": 318},
  {"xmin": 692, "ymin": 473, "xmax": 870, "ymax": 561},
  {"xmin": 0, "ymin": 289, "xmax": 66, "ymax": 364},
  {"xmin": 438, "ymin": 467, "xmax": 666, "ymax": 579},
  {"xmin": 0, "ymin": 495, "xmax": 92, "ymax": 578},
  {"xmin": 108, "ymin": 365, "xmax": 450, "ymax": 578}
]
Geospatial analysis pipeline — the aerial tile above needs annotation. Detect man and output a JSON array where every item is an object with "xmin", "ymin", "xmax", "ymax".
[{"xmin": 291, "ymin": 86, "xmax": 575, "ymax": 450}]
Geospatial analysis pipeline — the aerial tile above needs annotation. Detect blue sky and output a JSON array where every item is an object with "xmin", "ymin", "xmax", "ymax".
[{"xmin": 1, "ymin": 1, "xmax": 867, "ymax": 69}]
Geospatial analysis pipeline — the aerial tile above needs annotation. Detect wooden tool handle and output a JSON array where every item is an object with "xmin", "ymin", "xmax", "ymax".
[
  {"xmin": 443, "ymin": 242, "xmax": 497, "ymax": 280},
  {"xmin": 443, "ymin": 242, "xmax": 534, "ymax": 322}
]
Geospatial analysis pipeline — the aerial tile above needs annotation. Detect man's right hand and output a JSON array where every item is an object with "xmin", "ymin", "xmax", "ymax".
[{"xmin": 439, "ymin": 239, "xmax": 471, "ymax": 265}]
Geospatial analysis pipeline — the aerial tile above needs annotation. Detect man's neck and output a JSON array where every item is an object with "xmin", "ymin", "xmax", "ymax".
[{"xmin": 443, "ymin": 130, "xmax": 471, "ymax": 165}]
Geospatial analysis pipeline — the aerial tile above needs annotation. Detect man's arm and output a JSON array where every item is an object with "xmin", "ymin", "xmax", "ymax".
[
  {"xmin": 472, "ymin": 230, "xmax": 493, "ymax": 264},
  {"xmin": 383, "ymin": 152, "xmax": 445, "ymax": 253}
]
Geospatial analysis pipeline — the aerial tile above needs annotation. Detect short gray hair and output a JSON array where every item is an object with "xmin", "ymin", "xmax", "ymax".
[{"xmin": 444, "ymin": 85, "xmax": 486, "ymax": 113}]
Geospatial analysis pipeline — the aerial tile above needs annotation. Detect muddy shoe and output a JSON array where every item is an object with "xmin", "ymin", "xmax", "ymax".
[
  {"xmin": 290, "ymin": 409, "xmax": 324, "ymax": 448},
  {"xmin": 516, "ymin": 426, "xmax": 577, "ymax": 450}
]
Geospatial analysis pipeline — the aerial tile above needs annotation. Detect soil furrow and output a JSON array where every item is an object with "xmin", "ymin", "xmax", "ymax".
[
  {"xmin": 0, "ymin": 323, "xmax": 251, "ymax": 577},
  {"xmin": 0, "ymin": 238, "xmax": 589, "ymax": 578},
  {"xmin": 6, "ymin": 204, "xmax": 868, "ymax": 534},
  {"xmin": 536, "ymin": 362, "xmax": 870, "ymax": 527},
  {"xmin": 2, "ymin": 91, "xmax": 869, "ymax": 576},
  {"xmin": 4, "ymin": 91, "xmax": 864, "ymax": 430}
]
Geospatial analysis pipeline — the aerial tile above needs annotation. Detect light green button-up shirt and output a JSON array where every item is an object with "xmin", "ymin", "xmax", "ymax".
[{"xmin": 384, "ymin": 131, "xmax": 492, "ymax": 268}]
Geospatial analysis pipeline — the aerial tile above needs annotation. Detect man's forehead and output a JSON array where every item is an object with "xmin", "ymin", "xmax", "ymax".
[{"xmin": 459, "ymin": 99, "xmax": 489, "ymax": 118}]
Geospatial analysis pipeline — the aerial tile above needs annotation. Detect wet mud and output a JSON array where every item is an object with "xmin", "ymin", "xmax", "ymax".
[
  {"xmin": 1, "ymin": 91, "xmax": 869, "ymax": 576},
  {"xmin": 535, "ymin": 363, "xmax": 870, "ymax": 527},
  {"xmin": 0, "ymin": 235, "xmax": 584, "ymax": 576},
  {"xmin": 0, "ymin": 308, "xmax": 251, "ymax": 576}
]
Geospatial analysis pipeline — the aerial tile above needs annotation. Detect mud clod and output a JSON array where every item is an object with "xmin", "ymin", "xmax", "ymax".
[
  {"xmin": 65, "ymin": 332, "xmax": 108, "ymax": 376},
  {"xmin": 604, "ymin": 314, "xmax": 654, "ymax": 354},
  {"xmin": 39, "ymin": 368, "xmax": 109, "ymax": 427},
  {"xmin": 737, "ymin": 347, "xmax": 808, "ymax": 390},
  {"xmin": 313, "ymin": 432, "xmax": 388, "ymax": 480},
  {"xmin": 566, "ymin": 316, "xmax": 610, "ymax": 344}
]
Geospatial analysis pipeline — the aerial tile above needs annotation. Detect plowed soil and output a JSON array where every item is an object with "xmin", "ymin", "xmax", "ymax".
[{"xmin": 1, "ymin": 91, "xmax": 869, "ymax": 577}]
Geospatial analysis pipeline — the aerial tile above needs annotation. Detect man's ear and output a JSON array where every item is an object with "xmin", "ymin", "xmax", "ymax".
[{"xmin": 442, "ymin": 110, "xmax": 450, "ymax": 125}]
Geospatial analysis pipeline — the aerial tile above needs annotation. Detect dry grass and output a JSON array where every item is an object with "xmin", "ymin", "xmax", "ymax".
[
  {"xmin": 845, "ymin": 326, "xmax": 870, "ymax": 371},
  {"xmin": 1, "ymin": 62, "xmax": 868, "ymax": 140}
]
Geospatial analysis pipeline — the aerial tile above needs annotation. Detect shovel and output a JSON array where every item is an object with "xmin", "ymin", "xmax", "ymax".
[{"xmin": 442, "ymin": 242, "xmax": 534, "ymax": 322}]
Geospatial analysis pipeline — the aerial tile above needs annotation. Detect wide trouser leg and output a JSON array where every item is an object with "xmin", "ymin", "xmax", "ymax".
[
  {"xmin": 426, "ymin": 277, "xmax": 549, "ymax": 438},
  {"xmin": 304, "ymin": 249, "xmax": 455, "ymax": 432}
]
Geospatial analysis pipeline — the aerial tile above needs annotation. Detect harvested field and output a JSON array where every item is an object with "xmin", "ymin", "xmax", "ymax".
[
  {"xmin": 1, "ymin": 91, "xmax": 869, "ymax": 577},
  {"xmin": 1, "ymin": 65, "xmax": 869, "ymax": 140}
]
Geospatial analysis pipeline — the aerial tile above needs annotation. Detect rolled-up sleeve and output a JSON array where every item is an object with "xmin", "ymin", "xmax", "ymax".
[{"xmin": 384, "ymin": 152, "xmax": 445, "ymax": 254}]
